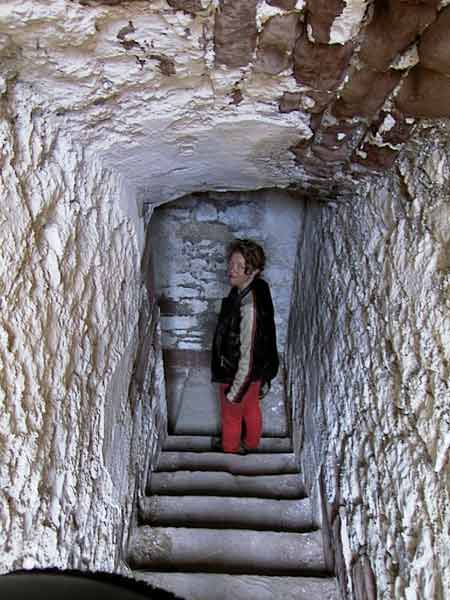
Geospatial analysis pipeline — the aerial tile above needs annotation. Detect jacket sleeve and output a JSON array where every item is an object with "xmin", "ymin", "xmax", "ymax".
[{"xmin": 226, "ymin": 290, "xmax": 256, "ymax": 402}]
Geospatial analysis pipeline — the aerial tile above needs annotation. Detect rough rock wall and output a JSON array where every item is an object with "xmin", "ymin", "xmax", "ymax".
[
  {"xmin": 286, "ymin": 123, "xmax": 450, "ymax": 600},
  {"xmin": 0, "ymin": 85, "xmax": 166, "ymax": 574}
]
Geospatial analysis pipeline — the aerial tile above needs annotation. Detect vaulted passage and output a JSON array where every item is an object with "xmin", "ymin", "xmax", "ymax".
[
  {"xmin": 131, "ymin": 191, "xmax": 330, "ymax": 598},
  {"xmin": 1, "ymin": 2, "xmax": 449, "ymax": 600}
]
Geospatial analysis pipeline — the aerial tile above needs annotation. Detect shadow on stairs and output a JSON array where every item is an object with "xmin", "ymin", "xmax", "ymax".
[{"xmin": 127, "ymin": 434, "xmax": 339, "ymax": 600}]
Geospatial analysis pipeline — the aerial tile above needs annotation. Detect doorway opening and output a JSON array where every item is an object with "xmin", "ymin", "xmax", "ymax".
[{"xmin": 147, "ymin": 189, "xmax": 304, "ymax": 439}]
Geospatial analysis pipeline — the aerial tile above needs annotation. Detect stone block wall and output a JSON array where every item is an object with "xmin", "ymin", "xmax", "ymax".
[
  {"xmin": 149, "ymin": 189, "xmax": 303, "ymax": 359},
  {"xmin": 0, "ymin": 86, "xmax": 166, "ymax": 574},
  {"xmin": 286, "ymin": 123, "xmax": 450, "ymax": 599}
]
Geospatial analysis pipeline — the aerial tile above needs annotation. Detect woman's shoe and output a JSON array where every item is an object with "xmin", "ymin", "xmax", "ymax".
[{"xmin": 211, "ymin": 437, "xmax": 223, "ymax": 452}]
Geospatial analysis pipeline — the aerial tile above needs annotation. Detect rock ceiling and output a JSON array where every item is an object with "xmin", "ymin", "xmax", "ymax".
[{"xmin": 1, "ymin": 0, "xmax": 450, "ymax": 204}]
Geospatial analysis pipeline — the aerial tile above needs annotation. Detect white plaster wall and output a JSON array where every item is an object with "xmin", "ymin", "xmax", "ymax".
[
  {"xmin": 0, "ymin": 84, "xmax": 165, "ymax": 574},
  {"xmin": 286, "ymin": 125, "xmax": 450, "ymax": 599}
]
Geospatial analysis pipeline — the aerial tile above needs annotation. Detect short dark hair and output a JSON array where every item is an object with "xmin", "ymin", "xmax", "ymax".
[{"xmin": 227, "ymin": 239, "xmax": 266, "ymax": 274}]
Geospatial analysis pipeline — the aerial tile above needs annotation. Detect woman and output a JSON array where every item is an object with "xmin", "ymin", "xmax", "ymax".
[{"xmin": 211, "ymin": 239, "xmax": 279, "ymax": 454}]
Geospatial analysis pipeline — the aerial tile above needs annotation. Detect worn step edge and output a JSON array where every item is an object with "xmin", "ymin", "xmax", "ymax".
[
  {"xmin": 163, "ymin": 435, "xmax": 293, "ymax": 453},
  {"xmin": 173, "ymin": 425, "xmax": 289, "ymax": 437},
  {"xmin": 139, "ymin": 495, "xmax": 313, "ymax": 532},
  {"xmin": 156, "ymin": 452, "xmax": 298, "ymax": 476},
  {"xmin": 148, "ymin": 471, "xmax": 306, "ymax": 500},
  {"xmin": 134, "ymin": 571, "xmax": 339, "ymax": 600},
  {"xmin": 128, "ymin": 527, "xmax": 328, "ymax": 575}
]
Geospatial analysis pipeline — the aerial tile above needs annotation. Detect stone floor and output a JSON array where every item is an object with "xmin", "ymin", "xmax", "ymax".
[
  {"xmin": 128, "ymin": 381, "xmax": 338, "ymax": 600},
  {"xmin": 165, "ymin": 366, "xmax": 289, "ymax": 438}
]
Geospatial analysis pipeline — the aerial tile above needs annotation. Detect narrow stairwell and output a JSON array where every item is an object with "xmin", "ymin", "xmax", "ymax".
[{"xmin": 128, "ymin": 434, "xmax": 339, "ymax": 600}]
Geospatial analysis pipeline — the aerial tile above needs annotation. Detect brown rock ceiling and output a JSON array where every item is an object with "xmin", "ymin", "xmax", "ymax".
[
  {"xmin": 212, "ymin": 0, "xmax": 450, "ymax": 196},
  {"xmin": 255, "ymin": 14, "xmax": 301, "ymax": 75},
  {"xmin": 80, "ymin": 0, "xmax": 450, "ymax": 199},
  {"xmin": 214, "ymin": 0, "xmax": 258, "ymax": 68},
  {"xmin": 419, "ymin": 6, "xmax": 450, "ymax": 74},
  {"xmin": 358, "ymin": 1, "xmax": 438, "ymax": 71},
  {"xmin": 305, "ymin": 0, "xmax": 346, "ymax": 44}
]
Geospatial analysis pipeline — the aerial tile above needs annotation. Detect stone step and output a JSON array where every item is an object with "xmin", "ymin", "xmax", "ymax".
[
  {"xmin": 156, "ymin": 452, "xmax": 298, "ymax": 476},
  {"xmin": 148, "ymin": 471, "xmax": 305, "ymax": 499},
  {"xmin": 140, "ymin": 495, "xmax": 313, "ymax": 532},
  {"xmin": 128, "ymin": 527, "xmax": 328, "ymax": 575},
  {"xmin": 173, "ymin": 423, "xmax": 289, "ymax": 437},
  {"xmin": 134, "ymin": 572, "xmax": 339, "ymax": 600},
  {"xmin": 163, "ymin": 435, "xmax": 293, "ymax": 453}
]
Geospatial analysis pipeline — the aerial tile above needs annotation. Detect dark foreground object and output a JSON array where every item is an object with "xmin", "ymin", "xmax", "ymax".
[{"xmin": 1, "ymin": 570, "xmax": 180, "ymax": 600}]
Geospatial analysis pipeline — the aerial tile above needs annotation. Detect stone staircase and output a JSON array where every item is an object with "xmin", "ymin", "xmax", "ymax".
[{"xmin": 128, "ymin": 435, "xmax": 339, "ymax": 600}]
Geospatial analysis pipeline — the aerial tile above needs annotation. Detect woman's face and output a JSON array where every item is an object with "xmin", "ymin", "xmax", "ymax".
[{"xmin": 228, "ymin": 251, "xmax": 256, "ymax": 290}]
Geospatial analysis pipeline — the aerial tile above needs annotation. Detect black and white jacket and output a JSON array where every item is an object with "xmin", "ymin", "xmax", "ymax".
[{"xmin": 211, "ymin": 277, "xmax": 279, "ymax": 402}]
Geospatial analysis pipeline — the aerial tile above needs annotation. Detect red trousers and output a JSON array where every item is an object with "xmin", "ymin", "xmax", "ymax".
[{"xmin": 220, "ymin": 381, "xmax": 262, "ymax": 453}]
